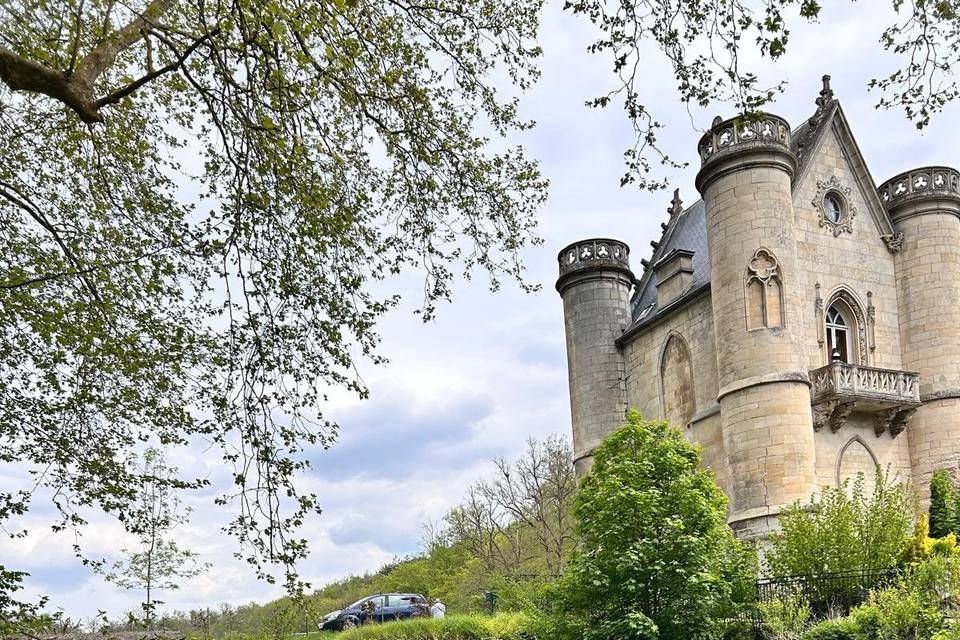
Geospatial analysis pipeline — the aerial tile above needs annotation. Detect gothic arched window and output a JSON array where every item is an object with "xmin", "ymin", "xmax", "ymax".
[
  {"xmin": 745, "ymin": 248, "xmax": 784, "ymax": 330},
  {"xmin": 826, "ymin": 304, "xmax": 852, "ymax": 363}
]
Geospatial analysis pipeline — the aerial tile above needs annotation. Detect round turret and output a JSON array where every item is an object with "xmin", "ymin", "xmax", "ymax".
[
  {"xmin": 879, "ymin": 166, "xmax": 960, "ymax": 498},
  {"xmin": 695, "ymin": 113, "xmax": 815, "ymax": 540},
  {"xmin": 556, "ymin": 238, "xmax": 634, "ymax": 476}
]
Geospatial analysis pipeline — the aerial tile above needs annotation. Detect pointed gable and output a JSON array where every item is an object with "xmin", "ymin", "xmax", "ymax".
[{"xmin": 790, "ymin": 76, "xmax": 898, "ymax": 243}]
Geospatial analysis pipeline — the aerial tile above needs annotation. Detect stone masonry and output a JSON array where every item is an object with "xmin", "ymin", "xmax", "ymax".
[{"xmin": 557, "ymin": 76, "xmax": 960, "ymax": 539}]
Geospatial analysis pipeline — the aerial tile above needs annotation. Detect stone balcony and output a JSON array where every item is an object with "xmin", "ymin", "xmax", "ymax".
[{"xmin": 809, "ymin": 363, "xmax": 921, "ymax": 437}]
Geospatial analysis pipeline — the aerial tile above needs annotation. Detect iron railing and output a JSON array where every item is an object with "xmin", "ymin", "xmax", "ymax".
[{"xmin": 756, "ymin": 567, "xmax": 899, "ymax": 613}]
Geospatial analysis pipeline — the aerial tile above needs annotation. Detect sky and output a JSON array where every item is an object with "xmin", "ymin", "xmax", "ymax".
[{"xmin": 4, "ymin": 0, "xmax": 960, "ymax": 625}]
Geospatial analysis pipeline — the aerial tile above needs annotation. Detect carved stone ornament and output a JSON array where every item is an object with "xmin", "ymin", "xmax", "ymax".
[
  {"xmin": 881, "ymin": 231, "xmax": 904, "ymax": 253},
  {"xmin": 812, "ymin": 399, "xmax": 856, "ymax": 433},
  {"xmin": 874, "ymin": 407, "xmax": 918, "ymax": 438},
  {"xmin": 813, "ymin": 176, "xmax": 857, "ymax": 236},
  {"xmin": 815, "ymin": 282, "xmax": 825, "ymax": 346}
]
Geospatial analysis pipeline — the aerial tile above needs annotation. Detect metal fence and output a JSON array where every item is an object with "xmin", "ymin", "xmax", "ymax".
[
  {"xmin": 726, "ymin": 568, "xmax": 901, "ymax": 639},
  {"xmin": 755, "ymin": 567, "xmax": 900, "ymax": 614}
]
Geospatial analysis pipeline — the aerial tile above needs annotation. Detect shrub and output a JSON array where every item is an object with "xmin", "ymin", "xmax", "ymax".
[
  {"xmin": 850, "ymin": 583, "xmax": 942, "ymax": 640},
  {"xmin": 760, "ymin": 596, "xmax": 811, "ymax": 640},
  {"xmin": 930, "ymin": 470, "xmax": 957, "ymax": 539},
  {"xmin": 543, "ymin": 411, "xmax": 757, "ymax": 640},
  {"xmin": 765, "ymin": 469, "xmax": 915, "ymax": 578},
  {"xmin": 800, "ymin": 618, "xmax": 860, "ymax": 640},
  {"xmin": 337, "ymin": 613, "xmax": 531, "ymax": 640}
]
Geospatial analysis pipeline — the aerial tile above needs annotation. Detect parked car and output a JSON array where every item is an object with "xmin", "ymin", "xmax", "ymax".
[{"xmin": 320, "ymin": 593, "xmax": 429, "ymax": 631}]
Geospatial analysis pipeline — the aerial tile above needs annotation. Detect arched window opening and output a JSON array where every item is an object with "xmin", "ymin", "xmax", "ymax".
[
  {"xmin": 745, "ymin": 248, "xmax": 784, "ymax": 330},
  {"xmin": 659, "ymin": 334, "xmax": 696, "ymax": 429},
  {"xmin": 826, "ymin": 304, "xmax": 852, "ymax": 363}
]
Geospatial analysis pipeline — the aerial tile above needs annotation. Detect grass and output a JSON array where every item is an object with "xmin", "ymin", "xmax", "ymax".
[{"xmin": 334, "ymin": 613, "xmax": 533, "ymax": 640}]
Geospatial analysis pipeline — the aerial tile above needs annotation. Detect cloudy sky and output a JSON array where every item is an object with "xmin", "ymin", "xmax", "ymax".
[{"xmin": 4, "ymin": 0, "xmax": 960, "ymax": 624}]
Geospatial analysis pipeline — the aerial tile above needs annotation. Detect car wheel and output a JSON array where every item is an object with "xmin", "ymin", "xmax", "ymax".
[{"xmin": 342, "ymin": 617, "xmax": 357, "ymax": 631}]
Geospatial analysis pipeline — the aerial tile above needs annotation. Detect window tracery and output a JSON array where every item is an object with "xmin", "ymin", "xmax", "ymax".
[{"xmin": 745, "ymin": 248, "xmax": 784, "ymax": 330}]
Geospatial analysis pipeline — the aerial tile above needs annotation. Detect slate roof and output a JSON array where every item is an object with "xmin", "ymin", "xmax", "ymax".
[
  {"xmin": 622, "ymin": 100, "xmax": 838, "ymax": 340},
  {"xmin": 629, "ymin": 198, "xmax": 709, "ymax": 329}
]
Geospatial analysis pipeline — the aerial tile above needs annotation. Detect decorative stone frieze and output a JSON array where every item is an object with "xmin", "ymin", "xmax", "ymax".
[
  {"xmin": 697, "ymin": 114, "xmax": 792, "ymax": 163},
  {"xmin": 879, "ymin": 167, "xmax": 960, "ymax": 207},
  {"xmin": 695, "ymin": 113, "xmax": 797, "ymax": 194},
  {"xmin": 878, "ymin": 166, "xmax": 960, "ymax": 223}
]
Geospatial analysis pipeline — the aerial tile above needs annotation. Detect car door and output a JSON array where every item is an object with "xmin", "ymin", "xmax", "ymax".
[
  {"xmin": 382, "ymin": 595, "xmax": 406, "ymax": 621},
  {"xmin": 369, "ymin": 595, "xmax": 387, "ymax": 622}
]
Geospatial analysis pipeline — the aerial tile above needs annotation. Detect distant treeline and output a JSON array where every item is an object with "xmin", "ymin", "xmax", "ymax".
[{"xmin": 131, "ymin": 437, "xmax": 575, "ymax": 638}]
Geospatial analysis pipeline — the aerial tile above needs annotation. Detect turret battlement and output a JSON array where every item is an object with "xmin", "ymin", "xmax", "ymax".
[
  {"xmin": 556, "ymin": 238, "xmax": 631, "ymax": 289},
  {"xmin": 879, "ymin": 166, "xmax": 960, "ymax": 220},
  {"xmin": 695, "ymin": 114, "xmax": 797, "ymax": 193}
]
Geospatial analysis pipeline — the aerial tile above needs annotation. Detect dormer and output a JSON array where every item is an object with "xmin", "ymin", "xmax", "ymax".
[{"xmin": 653, "ymin": 248, "xmax": 695, "ymax": 308}]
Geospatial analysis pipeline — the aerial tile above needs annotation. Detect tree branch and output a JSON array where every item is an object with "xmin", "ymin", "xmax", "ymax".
[{"xmin": 96, "ymin": 27, "xmax": 220, "ymax": 110}]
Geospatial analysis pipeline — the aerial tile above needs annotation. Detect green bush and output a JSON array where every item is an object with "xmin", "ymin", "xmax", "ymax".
[
  {"xmin": 765, "ymin": 469, "xmax": 915, "ymax": 579},
  {"xmin": 336, "ymin": 613, "xmax": 532, "ymax": 640},
  {"xmin": 759, "ymin": 595, "xmax": 811, "ymax": 640},
  {"xmin": 543, "ymin": 411, "xmax": 757, "ymax": 640},
  {"xmin": 930, "ymin": 470, "xmax": 957, "ymax": 539},
  {"xmin": 800, "ymin": 618, "xmax": 860, "ymax": 640},
  {"xmin": 851, "ymin": 583, "xmax": 942, "ymax": 640}
]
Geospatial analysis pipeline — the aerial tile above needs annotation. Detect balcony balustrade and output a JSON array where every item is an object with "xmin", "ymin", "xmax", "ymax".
[{"xmin": 809, "ymin": 363, "xmax": 921, "ymax": 436}]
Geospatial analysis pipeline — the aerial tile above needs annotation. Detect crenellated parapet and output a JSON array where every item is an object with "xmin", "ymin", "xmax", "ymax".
[
  {"xmin": 878, "ymin": 166, "xmax": 960, "ymax": 221},
  {"xmin": 695, "ymin": 114, "xmax": 797, "ymax": 193},
  {"xmin": 556, "ymin": 238, "xmax": 632, "ymax": 293}
]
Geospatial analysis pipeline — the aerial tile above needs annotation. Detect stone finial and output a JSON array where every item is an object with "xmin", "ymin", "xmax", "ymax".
[
  {"xmin": 711, "ymin": 115, "xmax": 723, "ymax": 128},
  {"xmin": 668, "ymin": 188, "xmax": 683, "ymax": 218},
  {"xmin": 816, "ymin": 74, "xmax": 834, "ymax": 108}
]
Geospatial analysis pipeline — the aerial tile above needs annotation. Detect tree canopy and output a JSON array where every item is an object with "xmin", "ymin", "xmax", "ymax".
[
  {"xmin": 544, "ymin": 411, "xmax": 755, "ymax": 640},
  {"xmin": 0, "ymin": 0, "xmax": 546, "ymax": 611},
  {"xmin": 565, "ymin": 0, "xmax": 960, "ymax": 188}
]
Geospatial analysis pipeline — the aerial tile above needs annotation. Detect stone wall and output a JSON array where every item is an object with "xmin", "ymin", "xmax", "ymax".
[
  {"xmin": 791, "ymin": 125, "xmax": 913, "ymax": 490},
  {"xmin": 621, "ymin": 292, "xmax": 728, "ymax": 491}
]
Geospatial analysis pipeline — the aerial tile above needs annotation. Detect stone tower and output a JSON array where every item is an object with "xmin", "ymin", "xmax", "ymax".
[
  {"xmin": 880, "ymin": 167, "xmax": 960, "ymax": 496},
  {"xmin": 556, "ymin": 239, "xmax": 634, "ymax": 476},
  {"xmin": 695, "ymin": 115, "xmax": 817, "ymax": 538}
]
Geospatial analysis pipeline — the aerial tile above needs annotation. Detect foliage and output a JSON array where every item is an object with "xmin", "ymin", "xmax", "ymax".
[
  {"xmin": 759, "ymin": 595, "xmax": 811, "ymax": 640},
  {"xmin": 336, "ymin": 613, "xmax": 533, "ymax": 640},
  {"xmin": 0, "ymin": 0, "xmax": 547, "ymax": 603},
  {"xmin": 564, "ymin": 0, "xmax": 960, "ymax": 188},
  {"xmin": 544, "ymin": 411, "xmax": 757, "ymax": 640},
  {"xmin": 800, "ymin": 618, "xmax": 860, "ymax": 640},
  {"xmin": 0, "ymin": 568, "xmax": 52, "ymax": 637},
  {"xmin": 850, "ymin": 580, "xmax": 943, "ymax": 640},
  {"xmin": 900, "ymin": 515, "xmax": 960, "ymax": 569},
  {"xmin": 930, "ymin": 470, "xmax": 960, "ymax": 539},
  {"xmin": 766, "ymin": 469, "xmax": 915, "ymax": 578},
  {"xmin": 96, "ymin": 448, "xmax": 210, "ymax": 627},
  {"xmin": 934, "ymin": 621, "xmax": 960, "ymax": 640},
  {"xmin": 445, "ymin": 436, "xmax": 576, "ymax": 578},
  {"xmin": 141, "ymin": 437, "xmax": 571, "ymax": 637}
]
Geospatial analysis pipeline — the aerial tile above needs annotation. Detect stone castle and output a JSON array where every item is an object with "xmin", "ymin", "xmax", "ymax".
[{"xmin": 556, "ymin": 76, "xmax": 960, "ymax": 539}]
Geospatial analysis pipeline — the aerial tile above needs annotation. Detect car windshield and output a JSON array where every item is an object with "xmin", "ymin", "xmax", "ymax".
[{"xmin": 346, "ymin": 597, "xmax": 368, "ymax": 609}]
